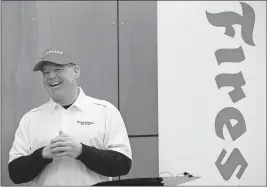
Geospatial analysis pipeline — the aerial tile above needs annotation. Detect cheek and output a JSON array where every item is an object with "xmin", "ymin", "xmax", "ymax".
[
  {"xmin": 62, "ymin": 73, "xmax": 75, "ymax": 84},
  {"xmin": 42, "ymin": 77, "xmax": 47, "ymax": 87},
  {"xmin": 42, "ymin": 77, "xmax": 49, "ymax": 89}
]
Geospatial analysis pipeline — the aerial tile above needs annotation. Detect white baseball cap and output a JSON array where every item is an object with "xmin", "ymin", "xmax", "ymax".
[{"xmin": 33, "ymin": 49, "xmax": 74, "ymax": 72}]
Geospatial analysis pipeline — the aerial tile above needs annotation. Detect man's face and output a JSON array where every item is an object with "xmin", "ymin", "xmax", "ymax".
[{"xmin": 42, "ymin": 62, "xmax": 79, "ymax": 100}]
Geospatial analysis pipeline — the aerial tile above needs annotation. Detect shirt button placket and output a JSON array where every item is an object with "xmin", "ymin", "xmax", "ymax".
[{"xmin": 61, "ymin": 110, "xmax": 67, "ymax": 133}]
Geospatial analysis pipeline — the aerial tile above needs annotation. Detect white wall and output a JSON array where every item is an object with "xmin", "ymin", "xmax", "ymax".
[{"xmin": 158, "ymin": 1, "xmax": 266, "ymax": 185}]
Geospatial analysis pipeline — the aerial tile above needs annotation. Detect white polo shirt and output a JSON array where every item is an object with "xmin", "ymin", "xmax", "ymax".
[{"xmin": 9, "ymin": 88, "xmax": 132, "ymax": 186}]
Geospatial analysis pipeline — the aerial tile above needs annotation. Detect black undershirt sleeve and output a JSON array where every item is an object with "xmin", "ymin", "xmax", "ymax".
[
  {"xmin": 76, "ymin": 143, "xmax": 132, "ymax": 177},
  {"xmin": 8, "ymin": 147, "xmax": 52, "ymax": 184}
]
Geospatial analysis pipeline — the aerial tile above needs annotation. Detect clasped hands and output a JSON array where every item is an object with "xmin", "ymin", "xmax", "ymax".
[{"xmin": 42, "ymin": 130, "xmax": 82, "ymax": 160}]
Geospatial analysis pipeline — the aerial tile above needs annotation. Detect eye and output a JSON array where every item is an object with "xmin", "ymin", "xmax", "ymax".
[
  {"xmin": 43, "ymin": 71, "xmax": 48, "ymax": 75},
  {"xmin": 56, "ymin": 69, "xmax": 63, "ymax": 72}
]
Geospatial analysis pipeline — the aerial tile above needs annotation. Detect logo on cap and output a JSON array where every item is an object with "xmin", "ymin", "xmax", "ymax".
[{"xmin": 41, "ymin": 50, "xmax": 63, "ymax": 59}]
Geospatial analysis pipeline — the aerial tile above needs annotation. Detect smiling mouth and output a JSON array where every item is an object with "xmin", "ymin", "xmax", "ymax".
[{"xmin": 49, "ymin": 81, "xmax": 62, "ymax": 88}]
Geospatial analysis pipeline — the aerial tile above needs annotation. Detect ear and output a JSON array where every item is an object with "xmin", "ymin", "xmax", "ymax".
[{"xmin": 74, "ymin": 66, "xmax": 80, "ymax": 79}]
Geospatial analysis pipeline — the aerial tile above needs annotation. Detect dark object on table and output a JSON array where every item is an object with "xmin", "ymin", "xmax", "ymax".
[{"xmin": 93, "ymin": 177, "xmax": 164, "ymax": 186}]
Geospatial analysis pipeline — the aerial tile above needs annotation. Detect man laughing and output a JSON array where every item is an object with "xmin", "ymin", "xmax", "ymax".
[{"xmin": 8, "ymin": 49, "xmax": 132, "ymax": 186}]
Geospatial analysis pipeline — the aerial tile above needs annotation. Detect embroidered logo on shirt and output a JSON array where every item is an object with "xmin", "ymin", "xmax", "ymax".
[{"xmin": 77, "ymin": 120, "xmax": 94, "ymax": 125}]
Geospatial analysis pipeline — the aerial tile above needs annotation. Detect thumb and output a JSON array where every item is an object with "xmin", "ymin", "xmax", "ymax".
[{"xmin": 59, "ymin": 130, "xmax": 68, "ymax": 137}]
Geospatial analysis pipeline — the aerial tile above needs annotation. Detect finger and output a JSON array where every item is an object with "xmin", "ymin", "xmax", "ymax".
[
  {"xmin": 50, "ymin": 136, "xmax": 68, "ymax": 144},
  {"xmin": 50, "ymin": 139, "xmax": 57, "ymax": 144},
  {"xmin": 55, "ymin": 151, "xmax": 69, "ymax": 157},
  {"xmin": 58, "ymin": 130, "xmax": 69, "ymax": 135},
  {"xmin": 59, "ymin": 132, "xmax": 70, "ymax": 137},
  {"xmin": 51, "ymin": 151, "xmax": 62, "ymax": 155},
  {"xmin": 50, "ymin": 147, "xmax": 71, "ymax": 154},
  {"xmin": 50, "ymin": 137, "xmax": 60, "ymax": 144},
  {"xmin": 50, "ymin": 141, "xmax": 69, "ymax": 149},
  {"xmin": 50, "ymin": 133, "xmax": 65, "ymax": 144},
  {"xmin": 59, "ymin": 133, "xmax": 69, "ymax": 138}
]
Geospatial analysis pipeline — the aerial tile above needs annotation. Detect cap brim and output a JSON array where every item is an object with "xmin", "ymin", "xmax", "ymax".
[
  {"xmin": 33, "ymin": 61, "xmax": 46, "ymax": 72},
  {"xmin": 33, "ymin": 60, "xmax": 69, "ymax": 72}
]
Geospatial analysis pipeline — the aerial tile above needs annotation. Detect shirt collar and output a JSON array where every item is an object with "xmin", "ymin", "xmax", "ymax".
[
  {"xmin": 49, "ymin": 87, "xmax": 87, "ymax": 113},
  {"xmin": 49, "ymin": 98, "xmax": 58, "ymax": 113},
  {"xmin": 72, "ymin": 87, "xmax": 87, "ymax": 112}
]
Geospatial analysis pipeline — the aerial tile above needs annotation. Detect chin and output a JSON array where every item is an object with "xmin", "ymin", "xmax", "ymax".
[{"xmin": 48, "ymin": 89, "xmax": 64, "ymax": 101}]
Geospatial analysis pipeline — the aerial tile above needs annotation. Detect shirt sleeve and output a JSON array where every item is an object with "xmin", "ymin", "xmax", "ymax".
[
  {"xmin": 8, "ymin": 113, "xmax": 53, "ymax": 184},
  {"xmin": 9, "ymin": 113, "xmax": 31, "ymax": 163},
  {"xmin": 103, "ymin": 103, "xmax": 132, "ymax": 160}
]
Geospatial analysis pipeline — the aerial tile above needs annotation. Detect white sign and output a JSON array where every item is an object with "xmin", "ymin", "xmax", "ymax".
[{"xmin": 158, "ymin": 1, "xmax": 266, "ymax": 185}]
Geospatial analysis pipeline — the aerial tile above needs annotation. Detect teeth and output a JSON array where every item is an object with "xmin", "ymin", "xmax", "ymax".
[{"xmin": 50, "ymin": 82, "xmax": 61, "ymax": 86}]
